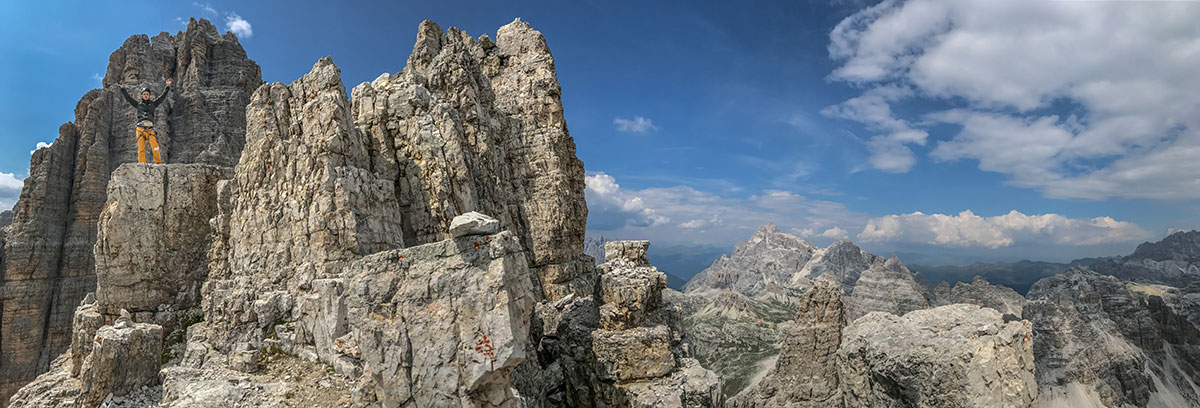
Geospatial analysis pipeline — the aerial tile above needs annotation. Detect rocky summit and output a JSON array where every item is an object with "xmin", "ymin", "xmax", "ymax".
[
  {"xmin": 2, "ymin": 18, "xmax": 726, "ymax": 408},
  {"xmin": 6, "ymin": 13, "xmax": 1200, "ymax": 408},
  {"xmin": 1091, "ymin": 230, "xmax": 1200, "ymax": 287},
  {"xmin": 0, "ymin": 18, "xmax": 260, "ymax": 405}
]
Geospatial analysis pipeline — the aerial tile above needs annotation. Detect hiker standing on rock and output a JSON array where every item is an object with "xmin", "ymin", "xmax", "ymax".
[{"xmin": 118, "ymin": 78, "xmax": 171, "ymax": 164}]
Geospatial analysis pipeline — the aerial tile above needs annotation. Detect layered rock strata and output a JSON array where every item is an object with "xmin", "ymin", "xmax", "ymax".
[
  {"xmin": 0, "ymin": 18, "xmax": 260, "ymax": 404},
  {"xmin": 728, "ymin": 280, "xmax": 845, "ymax": 408},
  {"xmin": 839, "ymin": 304, "xmax": 1038, "ymax": 407},
  {"xmin": 932, "ymin": 275, "xmax": 1027, "ymax": 316},
  {"xmin": 1026, "ymin": 267, "xmax": 1200, "ymax": 407},
  {"xmin": 592, "ymin": 241, "xmax": 722, "ymax": 407},
  {"xmin": 350, "ymin": 19, "xmax": 591, "ymax": 301}
]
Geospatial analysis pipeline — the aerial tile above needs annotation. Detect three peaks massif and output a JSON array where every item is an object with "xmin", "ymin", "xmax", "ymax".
[{"xmin": 0, "ymin": 16, "xmax": 1198, "ymax": 408}]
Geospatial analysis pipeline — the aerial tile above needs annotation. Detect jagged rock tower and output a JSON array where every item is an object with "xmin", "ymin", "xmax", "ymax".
[
  {"xmin": 0, "ymin": 18, "xmax": 261, "ymax": 404},
  {"xmin": 7, "ymin": 17, "xmax": 720, "ymax": 408}
]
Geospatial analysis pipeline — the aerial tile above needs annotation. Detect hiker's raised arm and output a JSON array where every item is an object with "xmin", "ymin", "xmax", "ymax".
[
  {"xmin": 153, "ymin": 79, "xmax": 172, "ymax": 105},
  {"xmin": 118, "ymin": 84, "xmax": 137, "ymax": 107}
]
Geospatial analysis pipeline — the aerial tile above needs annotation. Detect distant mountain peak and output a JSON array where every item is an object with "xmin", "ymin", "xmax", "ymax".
[{"xmin": 755, "ymin": 223, "xmax": 780, "ymax": 235}]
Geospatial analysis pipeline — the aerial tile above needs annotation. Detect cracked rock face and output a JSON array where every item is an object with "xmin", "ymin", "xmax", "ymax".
[
  {"xmin": 932, "ymin": 275, "xmax": 1027, "ymax": 316},
  {"xmin": 590, "ymin": 241, "xmax": 723, "ymax": 407},
  {"xmin": 78, "ymin": 320, "xmax": 164, "ymax": 407},
  {"xmin": 843, "ymin": 255, "xmax": 930, "ymax": 321},
  {"xmin": 729, "ymin": 279, "xmax": 845, "ymax": 408},
  {"xmin": 0, "ymin": 18, "xmax": 260, "ymax": 404},
  {"xmin": 94, "ymin": 164, "xmax": 232, "ymax": 317},
  {"xmin": 321, "ymin": 231, "xmax": 536, "ymax": 407},
  {"xmin": 838, "ymin": 304, "xmax": 1038, "ymax": 408},
  {"xmin": 351, "ymin": 18, "xmax": 590, "ymax": 301},
  {"xmin": 1026, "ymin": 267, "xmax": 1200, "ymax": 407}
]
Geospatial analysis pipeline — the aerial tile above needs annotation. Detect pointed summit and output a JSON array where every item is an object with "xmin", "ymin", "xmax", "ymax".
[{"xmin": 756, "ymin": 223, "xmax": 781, "ymax": 235}]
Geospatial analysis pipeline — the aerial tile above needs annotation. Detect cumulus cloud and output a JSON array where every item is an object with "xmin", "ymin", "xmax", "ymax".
[
  {"xmin": 585, "ymin": 172, "xmax": 861, "ymax": 246},
  {"xmin": 613, "ymin": 116, "xmax": 658, "ymax": 133},
  {"xmin": 857, "ymin": 210, "xmax": 1152, "ymax": 248},
  {"xmin": 585, "ymin": 173, "xmax": 669, "ymax": 229},
  {"xmin": 584, "ymin": 172, "xmax": 1153, "ymax": 261},
  {"xmin": 821, "ymin": 227, "xmax": 850, "ymax": 240},
  {"xmin": 225, "ymin": 13, "xmax": 253, "ymax": 38},
  {"xmin": 826, "ymin": 0, "xmax": 1200, "ymax": 199},
  {"xmin": 0, "ymin": 172, "xmax": 24, "ymax": 210},
  {"xmin": 30, "ymin": 141, "xmax": 52, "ymax": 155}
]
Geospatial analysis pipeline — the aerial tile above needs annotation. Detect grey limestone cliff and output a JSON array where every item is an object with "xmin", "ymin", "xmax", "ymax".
[{"xmin": 0, "ymin": 18, "xmax": 260, "ymax": 405}]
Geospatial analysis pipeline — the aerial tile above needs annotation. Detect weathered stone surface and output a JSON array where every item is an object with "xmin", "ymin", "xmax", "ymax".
[
  {"xmin": 1163, "ymin": 282, "xmax": 1200, "ymax": 329},
  {"xmin": 78, "ymin": 319, "xmax": 164, "ymax": 407},
  {"xmin": 729, "ymin": 280, "xmax": 844, "ymax": 408},
  {"xmin": 351, "ymin": 18, "xmax": 589, "ymax": 300},
  {"xmin": 1026, "ymin": 267, "xmax": 1200, "ymax": 407},
  {"xmin": 308, "ymin": 230, "xmax": 537, "ymax": 407},
  {"xmin": 844, "ymin": 255, "xmax": 931, "ymax": 321},
  {"xmin": 200, "ymin": 56, "xmax": 406, "ymax": 350},
  {"xmin": 611, "ymin": 358, "xmax": 723, "ymax": 408},
  {"xmin": 598, "ymin": 257, "xmax": 667, "ymax": 331},
  {"xmin": 589, "ymin": 241, "xmax": 723, "ymax": 407},
  {"xmin": 448, "ymin": 211, "xmax": 501, "ymax": 237},
  {"xmin": 839, "ymin": 304, "xmax": 1038, "ymax": 408},
  {"xmin": 592, "ymin": 326, "xmax": 676, "ymax": 382},
  {"xmin": 67, "ymin": 300, "xmax": 104, "ymax": 378},
  {"xmin": 94, "ymin": 163, "xmax": 231, "ymax": 316},
  {"xmin": 932, "ymin": 275, "xmax": 1027, "ymax": 316},
  {"xmin": 0, "ymin": 18, "xmax": 260, "ymax": 404},
  {"xmin": 604, "ymin": 240, "xmax": 651, "ymax": 267},
  {"xmin": 5, "ymin": 355, "xmax": 81, "ymax": 408}
]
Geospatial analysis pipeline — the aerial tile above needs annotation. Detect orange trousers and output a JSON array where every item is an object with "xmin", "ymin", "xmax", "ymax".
[{"xmin": 136, "ymin": 126, "xmax": 162, "ymax": 164}]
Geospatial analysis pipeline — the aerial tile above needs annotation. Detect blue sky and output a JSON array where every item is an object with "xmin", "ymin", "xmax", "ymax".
[{"xmin": 2, "ymin": 0, "xmax": 1198, "ymax": 264}]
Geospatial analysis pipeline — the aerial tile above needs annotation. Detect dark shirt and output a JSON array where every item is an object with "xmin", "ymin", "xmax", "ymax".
[{"xmin": 119, "ymin": 85, "xmax": 170, "ymax": 123}]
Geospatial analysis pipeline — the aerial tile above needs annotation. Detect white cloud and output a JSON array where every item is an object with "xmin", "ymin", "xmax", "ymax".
[
  {"xmin": 30, "ymin": 141, "xmax": 52, "ymax": 155},
  {"xmin": 91, "ymin": 73, "xmax": 103, "ymax": 85},
  {"xmin": 613, "ymin": 116, "xmax": 658, "ymax": 133},
  {"xmin": 585, "ymin": 172, "xmax": 861, "ymax": 245},
  {"xmin": 585, "ymin": 171, "xmax": 1153, "ymax": 261},
  {"xmin": 821, "ymin": 226, "xmax": 850, "ymax": 240},
  {"xmin": 225, "ymin": 13, "xmax": 253, "ymax": 38},
  {"xmin": 586, "ymin": 173, "xmax": 669, "ymax": 229},
  {"xmin": 193, "ymin": 2, "xmax": 217, "ymax": 16},
  {"xmin": 0, "ymin": 172, "xmax": 24, "ymax": 210},
  {"xmin": 857, "ymin": 210, "xmax": 1152, "ymax": 248},
  {"xmin": 822, "ymin": 85, "xmax": 927, "ymax": 173},
  {"xmin": 826, "ymin": 0, "xmax": 1200, "ymax": 199}
]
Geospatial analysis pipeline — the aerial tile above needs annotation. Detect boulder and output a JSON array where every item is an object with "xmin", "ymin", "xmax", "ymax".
[
  {"xmin": 78, "ymin": 320, "xmax": 165, "ymax": 407},
  {"xmin": 449, "ymin": 211, "xmax": 501, "ymax": 237},
  {"xmin": 838, "ymin": 304, "xmax": 1038, "ymax": 407}
]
